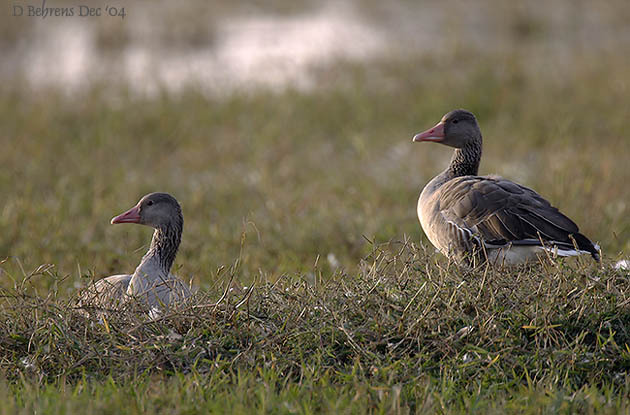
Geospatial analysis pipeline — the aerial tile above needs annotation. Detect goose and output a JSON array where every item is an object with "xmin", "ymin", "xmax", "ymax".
[
  {"xmin": 80, "ymin": 192, "xmax": 191, "ymax": 309},
  {"xmin": 413, "ymin": 109, "xmax": 600, "ymax": 266}
]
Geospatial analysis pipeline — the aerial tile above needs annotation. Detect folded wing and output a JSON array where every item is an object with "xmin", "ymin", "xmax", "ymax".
[{"xmin": 437, "ymin": 176, "xmax": 599, "ymax": 260}]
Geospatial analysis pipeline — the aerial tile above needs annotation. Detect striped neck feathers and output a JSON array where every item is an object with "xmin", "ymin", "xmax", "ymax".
[
  {"xmin": 446, "ymin": 136, "xmax": 482, "ymax": 178},
  {"xmin": 139, "ymin": 217, "xmax": 183, "ymax": 275}
]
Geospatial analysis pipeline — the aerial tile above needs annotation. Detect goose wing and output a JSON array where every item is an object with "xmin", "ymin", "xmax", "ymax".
[
  {"xmin": 77, "ymin": 274, "xmax": 132, "ymax": 309},
  {"xmin": 437, "ymin": 176, "xmax": 599, "ymax": 259}
]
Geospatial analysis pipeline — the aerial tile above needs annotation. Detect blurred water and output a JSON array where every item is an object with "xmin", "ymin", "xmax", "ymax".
[
  {"xmin": 2, "ymin": 0, "xmax": 629, "ymax": 95},
  {"xmin": 5, "ymin": 2, "xmax": 387, "ymax": 95}
]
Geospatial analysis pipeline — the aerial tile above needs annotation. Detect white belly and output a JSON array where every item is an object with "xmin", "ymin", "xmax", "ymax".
[
  {"xmin": 486, "ymin": 244, "xmax": 589, "ymax": 265},
  {"xmin": 486, "ymin": 245, "xmax": 546, "ymax": 265}
]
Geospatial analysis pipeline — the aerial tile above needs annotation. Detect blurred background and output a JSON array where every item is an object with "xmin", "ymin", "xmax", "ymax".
[
  {"xmin": 3, "ymin": 1, "xmax": 629, "ymax": 94},
  {"xmin": 1, "ymin": 0, "xmax": 629, "ymax": 293}
]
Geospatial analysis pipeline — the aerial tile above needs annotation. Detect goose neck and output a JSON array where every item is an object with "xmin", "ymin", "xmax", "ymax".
[
  {"xmin": 446, "ymin": 139, "xmax": 482, "ymax": 178},
  {"xmin": 140, "ymin": 221, "xmax": 182, "ymax": 274}
]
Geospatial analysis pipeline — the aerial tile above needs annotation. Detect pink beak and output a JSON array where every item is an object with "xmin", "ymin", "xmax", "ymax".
[
  {"xmin": 413, "ymin": 121, "xmax": 445, "ymax": 142},
  {"xmin": 111, "ymin": 205, "xmax": 141, "ymax": 224}
]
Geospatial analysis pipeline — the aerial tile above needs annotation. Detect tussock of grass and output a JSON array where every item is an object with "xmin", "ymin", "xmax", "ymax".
[{"xmin": 1, "ymin": 241, "xmax": 629, "ymax": 411}]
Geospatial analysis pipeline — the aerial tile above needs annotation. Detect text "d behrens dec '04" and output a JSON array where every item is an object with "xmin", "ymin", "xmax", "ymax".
[{"xmin": 12, "ymin": 1, "xmax": 126, "ymax": 19}]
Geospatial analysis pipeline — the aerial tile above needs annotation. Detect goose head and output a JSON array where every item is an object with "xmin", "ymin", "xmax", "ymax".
[
  {"xmin": 413, "ymin": 109, "xmax": 481, "ymax": 149},
  {"xmin": 111, "ymin": 192, "xmax": 182, "ymax": 230}
]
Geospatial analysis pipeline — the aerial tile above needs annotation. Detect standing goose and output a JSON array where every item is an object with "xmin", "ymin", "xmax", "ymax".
[
  {"xmin": 80, "ymin": 192, "xmax": 191, "ymax": 309},
  {"xmin": 413, "ymin": 109, "xmax": 600, "ymax": 266}
]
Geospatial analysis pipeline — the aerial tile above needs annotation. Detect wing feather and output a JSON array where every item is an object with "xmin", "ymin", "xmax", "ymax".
[{"xmin": 437, "ymin": 176, "xmax": 598, "ymax": 259}]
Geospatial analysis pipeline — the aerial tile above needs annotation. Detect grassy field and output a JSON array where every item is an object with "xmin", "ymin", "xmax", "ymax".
[{"xmin": 2, "ymin": 1, "xmax": 630, "ymax": 412}]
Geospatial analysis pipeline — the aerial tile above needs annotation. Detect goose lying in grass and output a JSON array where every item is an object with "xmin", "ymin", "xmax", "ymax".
[
  {"xmin": 80, "ymin": 192, "xmax": 191, "ymax": 309},
  {"xmin": 413, "ymin": 109, "xmax": 600, "ymax": 266}
]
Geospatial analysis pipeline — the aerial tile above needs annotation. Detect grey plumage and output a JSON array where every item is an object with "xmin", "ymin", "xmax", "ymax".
[
  {"xmin": 143, "ymin": 194, "xmax": 183, "ymax": 273},
  {"xmin": 78, "ymin": 274, "xmax": 131, "ymax": 310},
  {"xmin": 78, "ymin": 192, "xmax": 191, "ymax": 312},
  {"xmin": 414, "ymin": 109, "xmax": 600, "ymax": 266}
]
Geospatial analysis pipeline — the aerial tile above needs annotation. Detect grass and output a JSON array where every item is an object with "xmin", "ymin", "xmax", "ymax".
[
  {"xmin": 1, "ymin": 3, "xmax": 630, "ymax": 411},
  {"xmin": 1, "ymin": 241, "xmax": 629, "ymax": 413},
  {"xmin": 1, "ymin": 52, "xmax": 628, "ymax": 291}
]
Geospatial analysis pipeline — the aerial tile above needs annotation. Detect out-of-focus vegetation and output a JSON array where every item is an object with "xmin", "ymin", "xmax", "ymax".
[{"xmin": 1, "ymin": 52, "xmax": 627, "ymax": 292}]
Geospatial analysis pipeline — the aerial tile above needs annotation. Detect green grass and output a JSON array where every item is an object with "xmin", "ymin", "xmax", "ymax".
[
  {"xmin": 1, "ymin": 13, "xmax": 630, "ymax": 413},
  {"xmin": 1, "ymin": 372, "xmax": 628, "ymax": 414},
  {"xmin": 1, "ymin": 242, "xmax": 630, "ymax": 413},
  {"xmin": 1, "ymin": 52, "xmax": 628, "ymax": 291}
]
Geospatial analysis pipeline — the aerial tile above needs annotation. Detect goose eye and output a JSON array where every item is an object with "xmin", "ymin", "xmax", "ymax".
[
  {"xmin": 147, "ymin": 200, "xmax": 154, "ymax": 206},
  {"xmin": 452, "ymin": 119, "xmax": 459, "ymax": 124}
]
